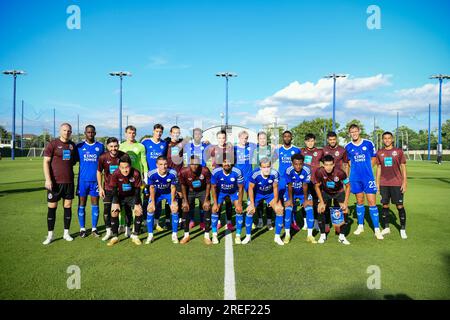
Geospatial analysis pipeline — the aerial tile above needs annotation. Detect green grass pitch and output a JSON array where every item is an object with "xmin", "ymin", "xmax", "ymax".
[{"xmin": 0, "ymin": 158, "xmax": 449, "ymax": 299}]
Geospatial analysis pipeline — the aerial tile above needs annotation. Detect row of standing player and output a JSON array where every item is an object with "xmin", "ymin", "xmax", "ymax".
[{"xmin": 42, "ymin": 122, "xmax": 407, "ymax": 246}]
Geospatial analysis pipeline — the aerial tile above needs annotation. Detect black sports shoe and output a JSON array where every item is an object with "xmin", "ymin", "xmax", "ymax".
[
  {"xmin": 91, "ymin": 229, "xmax": 100, "ymax": 238},
  {"xmin": 80, "ymin": 230, "xmax": 87, "ymax": 238}
]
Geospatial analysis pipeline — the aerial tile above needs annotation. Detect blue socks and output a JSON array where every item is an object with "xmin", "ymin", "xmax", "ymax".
[
  {"xmin": 245, "ymin": 215, "xmax": 253, "ymax": 236},
  {"xmin": 171, "ymin": 213, "xmax": 179, "ymax": 233},
  {"xmin": 356, "ymin": 204, "xmax": 365, "ymax": 225},
  {"xmin": 305, "ymin": 206, "xmax": 314, "ymax": 229},
  {"xmin": 147, "ymin": 212, "xmax": 154, "ymax": 233},
  {"xmin": 369, "ymin": 206, "xmax": 380, "ymax": 229},
  {"xmin": 91, "ymin": 205, "xmax": 99, "ymax": 229},
  {"xmin": 78, "ymin": 206, "xmax": 85, "ymax": 229},
  {"xmin": 275, "ymin": 215, "xmax": 283, "ymax": 235},
  {"xmin": 284, "ymin": 206, "xmax": 293, "ymax": 230},
  {"xmin": 236, "ymin": 214, "xmax": 244, "ymax": 235},
  {"xmin": 211, "ymin": 214, "xmax": 219, "ymax": 233}
]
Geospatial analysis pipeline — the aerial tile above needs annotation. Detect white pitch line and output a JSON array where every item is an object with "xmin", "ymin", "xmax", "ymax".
[{"xmin": 224, "ymin": 230, "xmax": 236, "ymax": 300}]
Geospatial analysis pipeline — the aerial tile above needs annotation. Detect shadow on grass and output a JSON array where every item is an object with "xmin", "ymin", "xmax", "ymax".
[
  {"xmin": 250, "ymin": 226, "xmax": 270, "ymax": 240},
  {"xmin": 325, "ymin": 286, "xmax": 414, "ymax": 300},
  {"xmin": 188, "ymin": 228, "xmax": 206, "ymax": 241},
  {"xmin": 0, "ymin": 186, "xmax": 45, "ymax": 195},
  {"xmin": 408, "ymin": 177, "xmax": 450, "ymax": 185}
]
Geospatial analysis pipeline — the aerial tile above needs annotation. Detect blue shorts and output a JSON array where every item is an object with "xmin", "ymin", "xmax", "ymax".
[
  {"xmin": 350, "ymin": 180, "xmax": 377, "ymax": 194},
  {"xmin": 278, "ymin": 177, "xmax": 287, "ymax": 195},
  {"xmin": 283, "ymin": 193, "xmax": 306, "ymax": 204},
  {"xmin": 150, "ymin": 193, "xmax": 174, "ymax": 206},
  {"xmin": 217, "ymin": 192, "xmax": 239, "ymax": 205},
  {"xmin": 77, "ymin": 181, "xmax": 99, "ymax": 197},
  {"xmin": 243, "ymin": 172, "xmax": 252, "ymax": 193},
  {"xmin": 250, "ymin": 193, "xmax": 275, "ymax": 206}
]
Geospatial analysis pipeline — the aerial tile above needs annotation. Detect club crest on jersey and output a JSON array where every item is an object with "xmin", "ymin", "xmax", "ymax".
[
  {"xmin": 300, "ymin": 175, "xmax": 304, "ymax": 179},
  {"xmin": 291, "ymin": 151, "xmax": 295, "ymax": 155},
  {"xmin": 230, "ymin": 178, "xmax": 235, "ymax": 182},
  {"xmin": 95, "ymin": 147, "xmax": 100, "ymax": 151},
  {"xmin": 268, "ymin": 180, "xmax": 273, "ymax": 183},
  {"xmin": 313, "ymin": 152, "xmax": 317, "ymax": 156},
  {"xmin": 160, "ymin": 145, "xmax": 164, "ymax": 149},
  {"xmin": 392, "ymin": 151, "xmax": 398, "ymax": 156},
  {"xmin": 130, "ymin": 178, "xmax": 135, "ymax": 182},
  {"xmin": 199, "ymin": 175, "xmax": 204, "ymax": 180},
  {"xmin": 335, "ymin": 151, "xmax": 340, "ymax": 156},
  {"xmin": 69, "ymin": 144, "xmax": 73, "ymax": 150},
  {"xmin": 167, "ymin": 179, "xmax": 172, "ymax": 182},
  {"xmin": 362, "ymin": 146, "xmax": 367, "ymax": 151},
  {"xmin": 334, "ymin": 176, "xmax": 339, "ymax": 182}
]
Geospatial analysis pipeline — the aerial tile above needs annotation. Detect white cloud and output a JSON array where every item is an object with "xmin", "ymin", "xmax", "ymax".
[
  {"xmin": 146, "ymin": 55, "xmax": 190, "ymax": 70},
  {"xmin": 260, "ymin": 74, "xmax": 391, "ymax": 108}
]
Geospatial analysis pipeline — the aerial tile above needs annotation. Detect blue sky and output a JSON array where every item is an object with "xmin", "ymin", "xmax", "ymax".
[{"xmin": 1, "ymin": 0, "xmax": 449, "ymax": 138}]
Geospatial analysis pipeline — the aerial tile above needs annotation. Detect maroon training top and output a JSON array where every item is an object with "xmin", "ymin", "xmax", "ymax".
[
  {"xmin": 301, "ymin": 147, "xmax": 324, "ymax": 184},
  {"xmin": 315, "ymin": 167, "xmax": 348, "ymax": 195},
  {"xmin": 322, "ymin": 145, "xmax": 349, "ymax": 171},
  {"xmin": 166, "ymin": 139, "xmax": 185, "ymax": 174},
  {"xmin": 376, "ymin": 148, "xmax": 406, "ymax": 186},
  {"xmin": 44, "ymin": 139, "xmax": 78, "ymax": 184},
  {"xmin": 179, "ymin": 166, "xmax": 211, "ymax": 192},
  {"xmin": 97, "ymin": 150, "xmax": 126, "ymax": 191},
  {"xmin": 209, "ymin": 144, "xmax": 235, "ymax": 168},
  {"xmin": 109, "ymin": 167, "xmax": 142, "ymax": 198}
]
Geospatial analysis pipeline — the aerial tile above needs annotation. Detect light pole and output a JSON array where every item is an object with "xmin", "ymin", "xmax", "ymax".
[
  {"xmin": 109, "ymin": 71, "xmax": 132, "ymax": 142},
  {"xmin": 53, "ymin": 108, "xmax": 56, "ymax": 138},
  {"xmin": 3, "ymin": 70, "xmax": 26, "ymax": 160},
  {"xmin": 396, "ymin": 111, "xmax": 399, "ymax": 147},
  {"xmin": 21, "ymin": 100, "xmax": 24, "ymax": 150},
  {"xmin": 430, "ymin": 74, "xmax": 450, "ymax": 164},
  {"xmin": 216, "ymin": 72, "xmax": 237, "ymax": 128},
  {"xmin": 428, "ymin": 104, "xmax": 431, "ymax": 161},
  {"xmin": 324, "ymin": 73, "xmax": 347, "ymax": 132}
]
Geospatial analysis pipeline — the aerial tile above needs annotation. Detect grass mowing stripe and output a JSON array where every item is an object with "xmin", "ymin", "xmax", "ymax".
[{"xmin": 224, "ymin": 230, "xmax": 236, "ymax": 300}]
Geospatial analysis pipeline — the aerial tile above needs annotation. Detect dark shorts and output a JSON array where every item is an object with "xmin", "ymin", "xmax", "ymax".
[
  {"xmin": 188, "ymin": 190, "xmax": 207, "ymax": 209},
  {"xmin": 103, "ymin": 190, "xmax": 114, "ymax": 204},
  {"xmin": 47, "ymin": 183, "xmax": 74, "ymax": 202},
  {"xmin": 322, "ymin": 191, "xmax": 346, "ymax": 204},
  {"xmin": 380, "ymin": 186, "xmax": 404, "ymax": 205},
  {"xmin": 119, "ymin": 195, "xmax": 141, "ymax": 209},
  {"xmin": 308, "ymin": 182, "xmax": 319, "ymax": 203}
]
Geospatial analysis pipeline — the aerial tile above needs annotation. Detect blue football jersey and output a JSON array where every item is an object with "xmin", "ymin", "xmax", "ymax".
[
  {"xmin": 142, "ymin": 138, "xmax": 168, "ymax": 171},
  {"xmin": 77, "ymin": 141, "xmax": 104, "ymax": 182},
  {"xmin": 234, "ymin": 142, "xmax": 257, "ymax": 179},
  {"xmin": 249, "ymin": 168, "xmax": 279, "ymax": 195},
  {"xmin": 147, "ymin": 169, "xmax": 178, "ymax": 196},
  {"xmin": 275, "ymin": 145, "xmax": 301, "ymax": 178},
  {"xmin": 285, "ymin": 165, "xmax": 311, "ymax": 196},
  {"xmin": 184, "ymin": 142, "xmax": 209, "ymax": 166},
  {"xmin": 211, "ymin": 167, "xmax": 244, "ymax": 194},
  {"xmin": 345, "ymin": 139, "xmax": 377, "ymax": 181}
]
